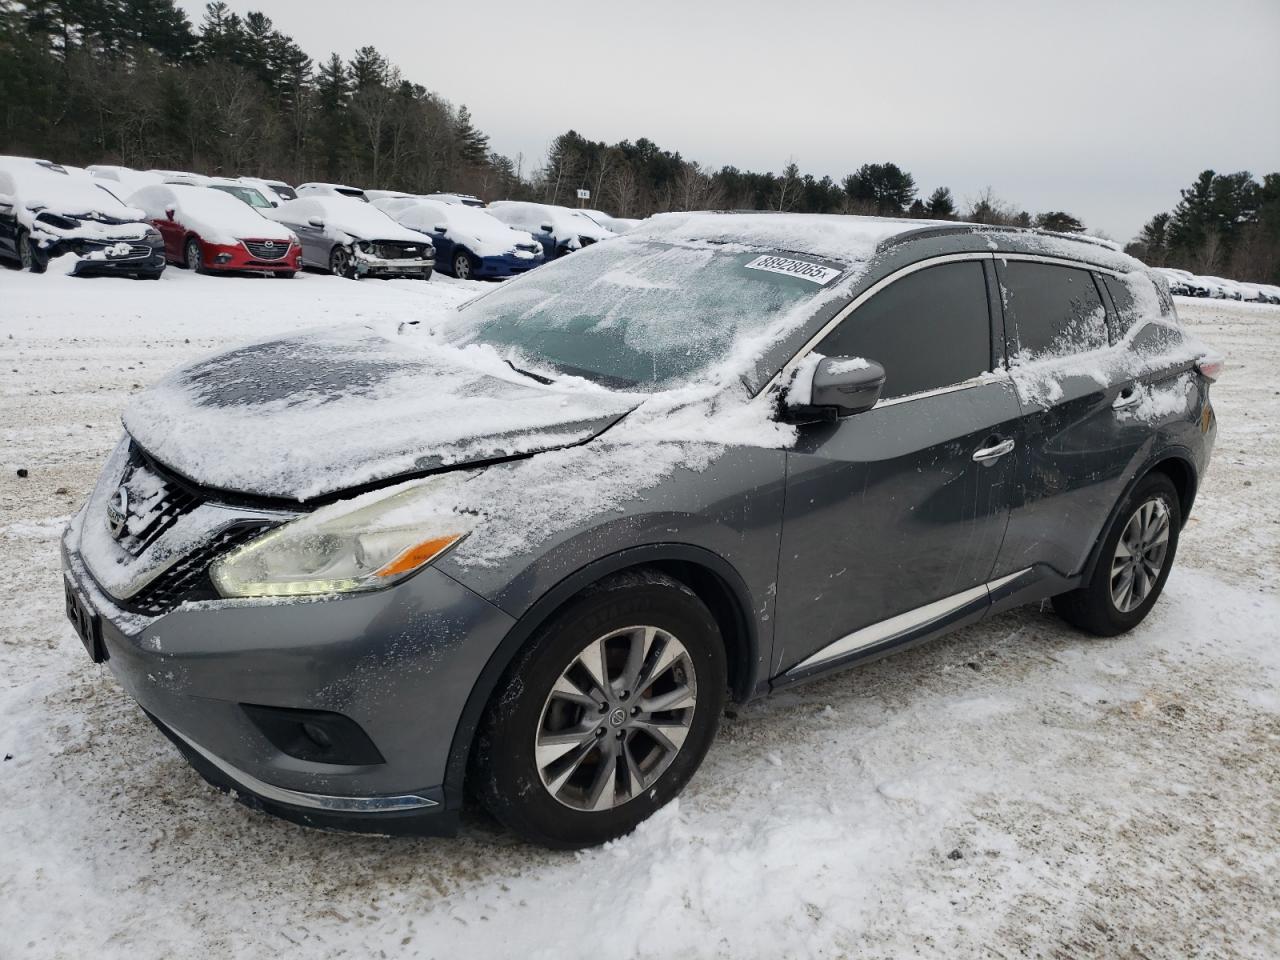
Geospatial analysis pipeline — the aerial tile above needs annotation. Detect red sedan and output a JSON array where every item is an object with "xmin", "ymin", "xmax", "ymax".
[{"xmin": 128, "ymin": 182, "xmax": 302, "ymax": 276}]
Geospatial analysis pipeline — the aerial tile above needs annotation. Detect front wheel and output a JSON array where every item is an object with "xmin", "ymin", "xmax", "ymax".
[
  {"xmin": 1053, "ymin": 472, "xmax": 1181, "ymax": 636},
  {"xmin": 19, "ymin": 230, "xmax": 47, "ymax": 273},
  {"xmin": 453, "ymin": 251, "xmax": 473, "ymax": 280},
  {"xmin": 184, "ymin": 237, "xmax": 203, "ymax": 273},
  {"xmin": 474, "ymin": 569, "xmax": 726, "ymax": 848},
  {"xmin": 329, "ymin": 245, "xmax": 354, "ymax": 278}
]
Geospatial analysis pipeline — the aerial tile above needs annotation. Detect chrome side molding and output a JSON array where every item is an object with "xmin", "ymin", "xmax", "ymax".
[{"xmin": 787, "ymin": 567, "xmax": 1033, "ymax": 676}]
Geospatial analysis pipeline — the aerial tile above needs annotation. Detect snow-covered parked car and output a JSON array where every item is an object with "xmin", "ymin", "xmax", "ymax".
[
  {"xmin": 63, "ymin": 213, "xmax": 1220, "ymax": 848},
  {"xmin": 485, "ymin": 200, "xmax": 614, "ymax": 259},
  {"xmin": 297, "ymin": 182, "xmax": 368, "ymax": 202},
  {"xmin": 239, "ymin": 176, "xmax": 297, "ymax": 204},
  {"xmin": 373, "ymin": 196, "xmax": 543, "ymax": 279},
  {"xmin": 425, "ymin": 192, "xmax": 486, "ymax": 208},
  {"xmin": 581, "ymin": 208, "xmax": 642, "ymax": 234},
  {"xmin": 129, "ymin": 183, "xmax": 301, "ymax": 276},
  {"xmin": 206, "ymin": 177, "xmax": 277, "ymax": 212},
  {"xmin": 0, "ymin": 157, "xmax": 165, "ymax": 277},
  {"xmin": 269, "ymin": 195, "xmax": 435, "ymax": 279}
]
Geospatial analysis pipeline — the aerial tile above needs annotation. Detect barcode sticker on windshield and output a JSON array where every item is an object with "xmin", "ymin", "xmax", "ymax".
[{"xmin": 744, "ymin": 255, "xmax": 841, "ymax": 285}]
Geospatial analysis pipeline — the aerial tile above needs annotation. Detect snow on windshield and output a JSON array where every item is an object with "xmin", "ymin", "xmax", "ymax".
[{"xmin": 448, "ymin": 237, "xmax": 849, "ymax": 389}]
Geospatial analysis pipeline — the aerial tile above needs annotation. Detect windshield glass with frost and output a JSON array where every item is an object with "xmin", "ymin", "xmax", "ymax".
[{"xmin": 448, "ymin": 239, "xmax": 845, "ymax": 389}]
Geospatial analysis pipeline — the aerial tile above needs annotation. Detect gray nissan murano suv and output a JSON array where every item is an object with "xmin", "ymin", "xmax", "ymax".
[{"xmin": 63, "ymin": 212, "xmax": 1220, "ymax": 848}]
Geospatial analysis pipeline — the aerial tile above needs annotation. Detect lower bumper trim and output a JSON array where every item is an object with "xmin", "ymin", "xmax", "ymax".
[{"xmin": 166, "ymin": 724, "xmax": 438, "ymax": 814}]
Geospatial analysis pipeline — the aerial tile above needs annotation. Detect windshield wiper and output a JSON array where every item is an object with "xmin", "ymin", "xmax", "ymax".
[{"xmin": 505, "ymin": 359, "xmax": 556, "ymax": 385}]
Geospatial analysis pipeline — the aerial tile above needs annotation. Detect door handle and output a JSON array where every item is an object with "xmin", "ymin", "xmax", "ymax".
[
  {"xmin": 972, "ymin": 438, "xmax": 1015, "ymax": 463},
  {"xmin": 1113, "ymin": 386, "xmax": 1141, "ymax": 409}
]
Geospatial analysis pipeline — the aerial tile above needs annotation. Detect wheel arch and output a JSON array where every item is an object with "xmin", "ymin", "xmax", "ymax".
[
  {"xmin": 1078, "ymin": 448, "xmax": 1199, "ymax": 586},
  {"xmin": 442, "ymin": 543, "xmax": 762, "ymax": 809}
]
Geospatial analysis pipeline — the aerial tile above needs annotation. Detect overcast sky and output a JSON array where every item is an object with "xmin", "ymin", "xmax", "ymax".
[{"xmin": 180, "ymin": 0, "xmax": 1280, "ymax": 240}]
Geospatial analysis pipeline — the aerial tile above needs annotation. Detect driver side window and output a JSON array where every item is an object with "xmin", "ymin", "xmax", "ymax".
[{"xmin": 815, "ymin": 260, "xmax": 993, "ymax": 400}]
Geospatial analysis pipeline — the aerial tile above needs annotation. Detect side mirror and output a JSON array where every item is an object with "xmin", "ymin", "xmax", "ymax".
[
  {"xmin": 433, "ymin": 223, "xmax": 448, "ymax": 234},
  {"xmin": 307, "ymin": 216, "xmax": 324, "ymax": 228},
  {"xmin": 164, "ymin": 207, "xmax": 175, "ymax": 221},
  {"xmin": 539, "ymin": 222, "xmax": 554, "ymax": 234},
  {"xmin": 784, "ymin": 356, "xmax": 886, "ymax": 421}
]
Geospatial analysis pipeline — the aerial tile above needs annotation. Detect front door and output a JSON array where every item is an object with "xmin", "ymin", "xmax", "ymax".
[{"xmin": 773, "ymin": 258, "xmax": 1018, "ymax": 678}]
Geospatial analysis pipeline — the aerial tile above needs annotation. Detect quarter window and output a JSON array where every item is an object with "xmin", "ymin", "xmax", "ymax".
[
  {"xmin": 814, "ymin": 261, "xmax": 992, "ymax": 400},
  {"xmin": 1001, "ymin": 262, "xmax": 1107, "ymax": 359}
]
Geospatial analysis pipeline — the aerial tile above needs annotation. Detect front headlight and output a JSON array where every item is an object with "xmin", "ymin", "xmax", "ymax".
[{"xmin": 210, "ymin": 479, "xmax": 476, "ymax": 598}]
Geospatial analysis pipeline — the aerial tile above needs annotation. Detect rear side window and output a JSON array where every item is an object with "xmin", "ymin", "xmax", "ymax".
[
  {"xmin": 815, "ymin": 261, "xmax": 992, "ymax": 400},
  {"xmin": 1002, "ymin": 262, "xmax": 1107, "ymax": 359},
  {"xmin": 1103, "ymin": 272, "xmax": 1173, "ymax": 342}
]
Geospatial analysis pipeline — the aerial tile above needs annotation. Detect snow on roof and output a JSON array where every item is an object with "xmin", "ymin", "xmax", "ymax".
[
  {"xmin": 271, "ymin": 195, "xmax": 434, "ymax": 243},
  {"xmin": 0, "ymin": 161, "xmax": 144, "ymax": 220},
  {"xmin": 630, "ymin": 212, "xmax": 950, "ymax": 264}
]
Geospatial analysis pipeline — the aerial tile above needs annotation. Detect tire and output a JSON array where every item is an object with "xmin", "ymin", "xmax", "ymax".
[
  {"xmin": 19, "ymin": 230, "xmax": 47, "ymax": 273},
  {"xmin": 453, "ymin": 251, "xmax": 473, "ymax": 280},
  {"xmin": 274, "ymin": 271, "xmax": 296, "ymax": 279},
  {"xmin": 474, "ymin": 569, "xmax": 726, "ymax": 849},
  {"xmin": 184, "ymin": 237, "xmax": 203, "ymax": 273},
  {"xmin": 1053, "ymin": 472, "xmax": 1181, "ymax": 636},
  {"xmin": 329, "ymin": 245, "xmax": 354, "ymax": 279}
]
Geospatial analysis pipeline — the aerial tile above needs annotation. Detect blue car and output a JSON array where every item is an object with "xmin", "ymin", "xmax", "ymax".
[{"xmin": 375, "ymin": 197, "xmax": 544, "ymax": 280}]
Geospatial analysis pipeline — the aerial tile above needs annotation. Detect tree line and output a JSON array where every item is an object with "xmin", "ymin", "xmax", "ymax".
[
  {"xmin": 1126, "ymin": 171, "xmax": 1280, "ymax": 284},
  {"xmin": 2, "ymin": 1, "xmax": 1274, "ymax": 283}
]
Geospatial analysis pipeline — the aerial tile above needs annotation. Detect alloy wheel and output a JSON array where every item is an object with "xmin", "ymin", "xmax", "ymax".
[
  {"xmin": 185, "ymin": 238, "xmax": 201, "ymax": 271},
  {"xmin": 1110, "ymin": 497, "xmax": 1171, "ymax": 613},
  {"xmin": 19, "ymin": 236, "xmax": 33, "ymax": 270},
  {"xmin": 454, "ymin": 252, "xmax": 471, "ymax": 279},
  {"xmin": 535, "ymin": 625, "xmax": 697, "ymax": 812},
  {"xmin": 330, "ymin": 246, "xmax": 350, "ymax": 277}
]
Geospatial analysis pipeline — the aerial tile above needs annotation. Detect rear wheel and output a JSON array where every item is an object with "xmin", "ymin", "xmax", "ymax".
[
  {"xmin": 184, "ymin": 237, "xmax": 203, "ymax": 273},
  {"xmin": 474, "ymin": 570, "xmax": 726, "ymax": 848},
  {"xmin": 1053, "ymin": 473, "xmax": 1181, "ymax": 636}
]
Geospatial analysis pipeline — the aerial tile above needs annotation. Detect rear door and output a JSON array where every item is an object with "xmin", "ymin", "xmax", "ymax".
[
  {"xmin": 0, "ymin": 172, "xmax": 18, "ymax": 259},
  {"xmin": 773, "ymin": 257, "xmax": 1021, "ymax": 679},
  {"xmin": 993, "ymin": 259, "xmax": 1152, "ymax": 579}
]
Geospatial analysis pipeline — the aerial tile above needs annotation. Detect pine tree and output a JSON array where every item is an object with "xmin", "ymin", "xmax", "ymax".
[
  {"xmin": 454, "ymin": 105, "xmax": 489, "ymax": 168},
  {"xmin": 925, "ymin": 186, "xmax": 955, "ymax": 219}
]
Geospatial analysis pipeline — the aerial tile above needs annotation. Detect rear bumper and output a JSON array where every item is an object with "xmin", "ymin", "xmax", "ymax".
[{"xmin": 61, "ymin": 519, "xmax": 514, "ymax": 835}]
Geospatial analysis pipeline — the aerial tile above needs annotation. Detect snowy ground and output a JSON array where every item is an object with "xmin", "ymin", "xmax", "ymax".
[{"xmin": 1, "ymin": 265, "xmax": 1277, "ymax": 959}]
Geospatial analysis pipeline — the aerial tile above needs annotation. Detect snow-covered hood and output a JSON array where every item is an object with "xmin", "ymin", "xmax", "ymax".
[{"xmin": 121, "ymin": 325, "xmax": 639, "ymax": 501}]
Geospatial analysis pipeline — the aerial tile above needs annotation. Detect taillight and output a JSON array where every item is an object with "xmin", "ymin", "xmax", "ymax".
[{"xmin": 1196, "ymin": 354, "xmax": 1224, "ymax": 382}]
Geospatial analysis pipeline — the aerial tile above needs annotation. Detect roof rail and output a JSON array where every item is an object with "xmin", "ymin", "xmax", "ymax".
[{"xmin": 876, "ymin": 222, "xmax": 1119, "ymax": 254}]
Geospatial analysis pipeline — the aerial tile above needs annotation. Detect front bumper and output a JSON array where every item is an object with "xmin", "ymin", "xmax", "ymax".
[
  {"xmin": 353, "ymin": 254, "xmax": 435, "ymax": 278},
  {"xmin": 200, "ymin": 240, "xmax": 302, "ymax": 273},
  {"xmin": 70, "ymin": 238, "xmax": 166, "ymax": 276},
  {"xmin": 62, "ymin": 518, "xmax": 515, "ymax": 835}
]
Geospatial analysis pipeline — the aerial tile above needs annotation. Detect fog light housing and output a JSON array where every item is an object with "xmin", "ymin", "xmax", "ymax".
[
  {"xmin": 214, "ymin": 252, "xmax": 233, "ymax": 264},
  {"xmin": 241, "ymin": 704, "xmax": 385, "ymax": 765}
]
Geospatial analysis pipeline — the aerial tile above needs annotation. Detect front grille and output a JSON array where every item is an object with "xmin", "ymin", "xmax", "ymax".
[
  {"xmin": 124, "ymin": 522, "xmax": 271, "ymax": 616},
  {"xmin": 373, "ymin": 242, "xmax": 425, "ymax": 260},
  {"xmin": 243, "ymin": 240, "xmax": 288, "ymax": 261},
  {"xmin": 114, "ymin": 451, "xmax": 203, "ymax": 556}
]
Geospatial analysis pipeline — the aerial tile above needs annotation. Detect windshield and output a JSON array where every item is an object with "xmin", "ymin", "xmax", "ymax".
[
  {"xmin": 449, "ymin": 239, "xmax": 845, "ymax": 389},
  {"xmin": 212, "ymin": 184, "xmax": 273, "ymax": 209}
]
